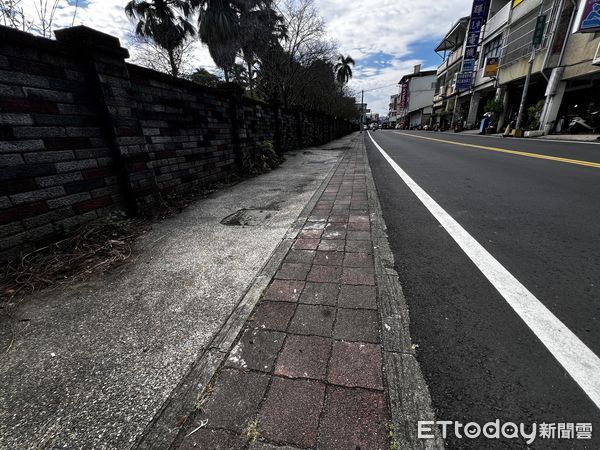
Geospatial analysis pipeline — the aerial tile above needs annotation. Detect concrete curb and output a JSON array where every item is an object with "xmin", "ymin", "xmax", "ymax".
[
  {"xmin": 133, "ymin": 139, "xmax": 351, "ymax": 450},
  {"xmin": 361, "ymin": 134, "xmax": 445, "ymax": 449}
]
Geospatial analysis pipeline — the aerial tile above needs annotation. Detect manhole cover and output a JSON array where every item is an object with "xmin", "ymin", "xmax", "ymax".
[{"xmin": 221, "ymin": 209, "xmax": 277, "ymax": 226}]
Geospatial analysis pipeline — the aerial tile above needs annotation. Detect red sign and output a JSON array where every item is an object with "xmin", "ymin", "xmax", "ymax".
[{"xmin": 399, "ymin": 79, "xmax": 410, "ymax": 110}]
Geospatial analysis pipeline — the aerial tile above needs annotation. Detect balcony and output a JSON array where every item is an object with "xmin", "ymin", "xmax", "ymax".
[
  {"xmin": 511, "ymin": 0, "xmax": 542, "ymax": 24},
  {"xmin": 437, "ymin": 46, "xmax": 464, "ymax": 75},
  {"xmin": 484, "ymin": 2, "xmax": 510, "ymax": 39}
]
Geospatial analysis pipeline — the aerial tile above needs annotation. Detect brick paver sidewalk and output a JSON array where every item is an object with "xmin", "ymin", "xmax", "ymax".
[{"xmin": 178, "ymin": 137, "xmax": 392, "ymax": 449}]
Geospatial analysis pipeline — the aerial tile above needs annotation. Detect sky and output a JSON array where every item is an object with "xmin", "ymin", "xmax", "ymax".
[{"xmin": 21, "ymin": 0, "xmax": 474, "ymax": 115}]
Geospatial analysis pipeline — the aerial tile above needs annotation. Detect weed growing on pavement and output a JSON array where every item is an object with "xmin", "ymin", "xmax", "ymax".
[
  {"xmin": 194, "ymin": 384, "xmax": 214, "ymax": 412},
  {"xmin": 245, "ymin": 418, "xmax": 260, "ymax": 442},
  {"xmin": 387, "ymin": 423, "xmax": 398, "ymax": 450}
]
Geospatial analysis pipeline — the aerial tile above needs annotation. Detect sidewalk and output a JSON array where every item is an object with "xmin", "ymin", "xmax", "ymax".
[
  {"xmin": 442, "ymin": 129, "xmax": 600, "ymax": 143},
  {"xmin": 172, "ymin": 135, "xmax": 442, "ymax": 450},
  {"xmin": 0, "ymin": 138, "xmax": 348, "ymax": 449},
  {"xmin": 1, "ymin": 133, "xmax": 442, "ymax": 449}
]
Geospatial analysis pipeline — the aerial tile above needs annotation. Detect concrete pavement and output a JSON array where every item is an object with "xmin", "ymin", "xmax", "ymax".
[
  {"xmin": 0, "ymin": 133, "xmax": 442, "ymax": 449},
  {"xmin": 0, "ymin": 138, "xmax": 347, "ymax": 448}
]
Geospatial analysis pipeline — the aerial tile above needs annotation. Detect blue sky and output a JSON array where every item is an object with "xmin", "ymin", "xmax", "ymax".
[{"xmin": 27, "ymin": 0, "xmax": 473, "ymax": 115}]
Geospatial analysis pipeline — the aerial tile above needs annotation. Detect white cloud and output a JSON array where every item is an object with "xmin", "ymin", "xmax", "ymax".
[
  {"xmin": 20, "ymin": 0, "xmax": 216, "ymax": 70},
  {"xmin": 20, "ymin": 0, "xmax": 473, "ymax": 114},
  {"xmin": 316, "ymin": 0, "xmax": 473, "ymax": 115}
]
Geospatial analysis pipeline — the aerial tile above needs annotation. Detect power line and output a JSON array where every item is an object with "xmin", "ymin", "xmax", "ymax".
[{"xmin": 361, "ymin": 82, "xmax": 399, "ymax": 93}]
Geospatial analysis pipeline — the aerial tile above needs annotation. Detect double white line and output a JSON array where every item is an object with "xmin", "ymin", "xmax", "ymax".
[{"xmin": 368, "ymin": 131, "xmax": 600, "ymax": 410}]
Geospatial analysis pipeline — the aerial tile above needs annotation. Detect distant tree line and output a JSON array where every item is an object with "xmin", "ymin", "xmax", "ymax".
[{"xmin": 124, "ymin": 0, "xmax": 357, "ymax": 119}]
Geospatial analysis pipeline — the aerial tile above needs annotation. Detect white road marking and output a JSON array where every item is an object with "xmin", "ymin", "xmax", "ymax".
[{"xmin": 367, "ymin": 131, "xmax": 600, "ymax": 410}]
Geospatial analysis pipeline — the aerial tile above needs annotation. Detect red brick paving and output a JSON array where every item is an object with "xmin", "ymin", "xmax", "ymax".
[{"xmin": 178, "ymin": 137, "xmax": 391, "ymax": 449}]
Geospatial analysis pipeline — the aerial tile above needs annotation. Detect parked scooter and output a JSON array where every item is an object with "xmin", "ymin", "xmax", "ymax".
[{"xmin": 568, "ymin": 111, "xmax": 599, "ymax": 134}]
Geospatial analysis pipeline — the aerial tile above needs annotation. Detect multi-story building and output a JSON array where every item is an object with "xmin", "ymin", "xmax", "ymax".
[
  {"xmin": 466, "ymin": 0, "xmax": 512, "ymax": 126},
  {"xmin": 397, "ymin": 65, "xmax": 437, "ymax": 128},
  {"xmin": 536, "ymin": 0, "xmax": 600, "ymax": 134},
  {"xmin": 472, "ymin": 0, "xmax": 600, "ymax": 135},
  {"xmin": 388, "ymin": 94, "xmax": 399, "ymax": 127},
  {"xmin": 432, "ymin": 17, "xmax": 471, "ymax": 129}
]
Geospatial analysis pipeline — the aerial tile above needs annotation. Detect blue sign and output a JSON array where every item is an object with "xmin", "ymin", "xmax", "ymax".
[
  {"xmin": 466, "ymin": 31, "xmax": 481, "ymax": 46},
  {"xmin": 463, "ymin": 59, "xmax": 475, "ymax": 72},
  {"xmin": 580, "ymin": 0, "xmax": 600, "ymax": 32},
  {"xmin": 462, "ymin": 0, "xmax": 488, "ymax": 68},
  {"xmin": 456, "ymin": 72, "xmax": 473, "ymax": 91},
  {"xmin": 471, "ymin": 0, "xmax": 488, "ymax": 18},
  {"xmin": 464, "ymin": 46, "xmax": 479, "ymax": 60}
]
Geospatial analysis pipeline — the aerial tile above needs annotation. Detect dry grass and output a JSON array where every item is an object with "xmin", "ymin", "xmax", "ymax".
[{"xmin": 0, "ymin": 212, "xmax": 147, "ymax": 305}]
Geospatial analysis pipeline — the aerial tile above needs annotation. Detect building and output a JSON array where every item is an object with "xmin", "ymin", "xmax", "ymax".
[
  {"xmin": 467, "ymin": 0, "xmax": 512, "ymax": 127},
  {"xmin": 432, "ymin": 17, "xmax": 471, "ymax": 129},
  {"xmin": 464, "ymin": 0, "xmax": 600, "ymax": 135},
  {"xmin": 397, "ymin": 65, "xmax": 437, "ymax": 128},
  {"xmin": 388, "ymin": 94, "xmax": 399, "ymax": 127},
  {"xmin": 366, "ymin": 112, "xmax": 380, "ymax": 122},
  {"xmin": 536, "ymin": 0, "xmax": 600, "ymax": 134},
  {"xmin": 355, "ymin": 102, "xmax": 369, "ymax": 125}
]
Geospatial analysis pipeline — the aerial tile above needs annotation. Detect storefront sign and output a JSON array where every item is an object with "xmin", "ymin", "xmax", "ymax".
[
  {"xmin": 484, "ymin": 57, "xmax": 499, "ymax": 77},
  {"xmin": 579, "ymin": 0, "xmax": 600, "ymax": 32},
  {"xmin": 399, "ymin": 80, "xmax": 410, "ymax": 110},
  {"xmin": 463, "ymin": 59, "xmax": 476, "ymax": 72},
  {"xmin": 512, "ymin": 0, "xmax": 525, "ymax": 8},
  {"xmin": 462, "ymin": 0, "xmax": 488, "ymax": 76},
  {"xmin": 456, "ymin": 72, "xmax": 473, "ymax": 91}
]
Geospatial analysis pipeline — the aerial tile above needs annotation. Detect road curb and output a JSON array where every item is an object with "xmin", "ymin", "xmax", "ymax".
[
  {"xmin": 361, "ymin": 133, "xmax": 445, "ymax": 449},
  {"xmin": 133, "ymin": 137, "xmax": 352, "ymax": 450}
]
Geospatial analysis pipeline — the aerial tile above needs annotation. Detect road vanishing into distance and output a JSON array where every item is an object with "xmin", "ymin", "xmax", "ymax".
[{"xmin": 365, "ymin": 130, "xmax": 600, "ymax": 449}]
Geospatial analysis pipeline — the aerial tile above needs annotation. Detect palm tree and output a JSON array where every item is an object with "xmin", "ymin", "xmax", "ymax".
[
  {"xmin": 239, "ymin": 1, "xmax": 287, "ymax": 93},
  {"xmin": 197, "ymin": 0, "xmax": 240, "ymax": 82},
  {"xmin": 125, "ymin": 0, "xmax": 197, "ymax": 77},
  {"xmin": 334, "ymin": 54, "xmax": 354, "ymax": 93},
  {"xmin": 197, "ymin": 0, "xmax": 284, "ymax": 85}
]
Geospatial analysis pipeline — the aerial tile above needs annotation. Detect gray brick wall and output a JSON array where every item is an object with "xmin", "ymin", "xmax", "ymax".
[{"xmin": 0, "ymin": 24, "xmax": 355, "ymax": 261}]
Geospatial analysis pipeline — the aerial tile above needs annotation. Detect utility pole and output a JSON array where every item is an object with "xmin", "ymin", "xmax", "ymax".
[
  {"xmin": 360, "ymin": 89, "xmax": 364, "ymax": 133},
  {"xmin": 515, "ymin": 9, "xmax": 547, "ymax": 132},
  {"xmin": 515, "ymin": 46, "xmax": 536, "ymax": 131}
]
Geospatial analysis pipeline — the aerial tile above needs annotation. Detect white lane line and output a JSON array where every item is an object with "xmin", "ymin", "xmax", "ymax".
[{"xmin": 367, "ymin": 131, "xmax": 600, "ymax": 411}]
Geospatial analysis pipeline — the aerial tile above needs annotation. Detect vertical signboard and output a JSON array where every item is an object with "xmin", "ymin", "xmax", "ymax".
[
  {"xmin": 579, "ymin": 0, "xmax": 600, "ymax": 32},
  {"xmin": 532, "ymin": 14, "xmax": 547, "ymax": 46},
  {"xmin": 460, "ymin": 0, "xmax": 489, "ymax": 90},
  {"xmin": 399, "ymin": 79, "xmax": 410, "ymax": 117},
  {"xmin": 456, "ymin": 72, "xmax": 473, "ymax": 91}
]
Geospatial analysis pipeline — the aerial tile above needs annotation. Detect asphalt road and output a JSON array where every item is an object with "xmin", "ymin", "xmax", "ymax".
[{"xmin": 365, "ymin": 130, "xmax": 600, "ymax": 449}]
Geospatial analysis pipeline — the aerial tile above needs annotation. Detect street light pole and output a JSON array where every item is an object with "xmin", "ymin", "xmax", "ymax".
[{"xmin": 360, "ymin": 89, "xmax": 364, "ymax": 133}]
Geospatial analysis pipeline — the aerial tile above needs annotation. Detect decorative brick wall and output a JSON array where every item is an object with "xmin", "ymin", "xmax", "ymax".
[{"xmin": 0, "ymin": 25, "xmax": 355, "ymax": 261}]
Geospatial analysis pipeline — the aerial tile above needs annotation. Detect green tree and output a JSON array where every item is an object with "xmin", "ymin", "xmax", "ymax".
[
  {"xmin": 125, "ymin": 0, "xmax": 196, "ymax": 77},
  {"xmin": 334, "ymin": 54, "xmax": 354, "ymax": 92},
  {"xmin": 189, "ymin": 68, "xmax": 221, "ymax": 87},
  {"xmin": 197, "ymin": 0, "xmax": 239, "ymax": 82},
  {"xmin": 238, "ymin": 1, "xmax": 286, "ymax": 94},
  {"xmin": 197, "ymin": 0, "xmax": 284, "ymax": 84}
]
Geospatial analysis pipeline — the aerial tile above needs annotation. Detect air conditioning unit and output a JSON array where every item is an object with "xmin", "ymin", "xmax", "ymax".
[{"xmin": 593, "ymin": 41, "xmax": 600, "ymax": 66}]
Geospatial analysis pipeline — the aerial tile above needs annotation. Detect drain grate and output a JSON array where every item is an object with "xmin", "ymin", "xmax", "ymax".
[{"xmin": 221, "ymin": 209, "xmax": 277, "ymax": 226}]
